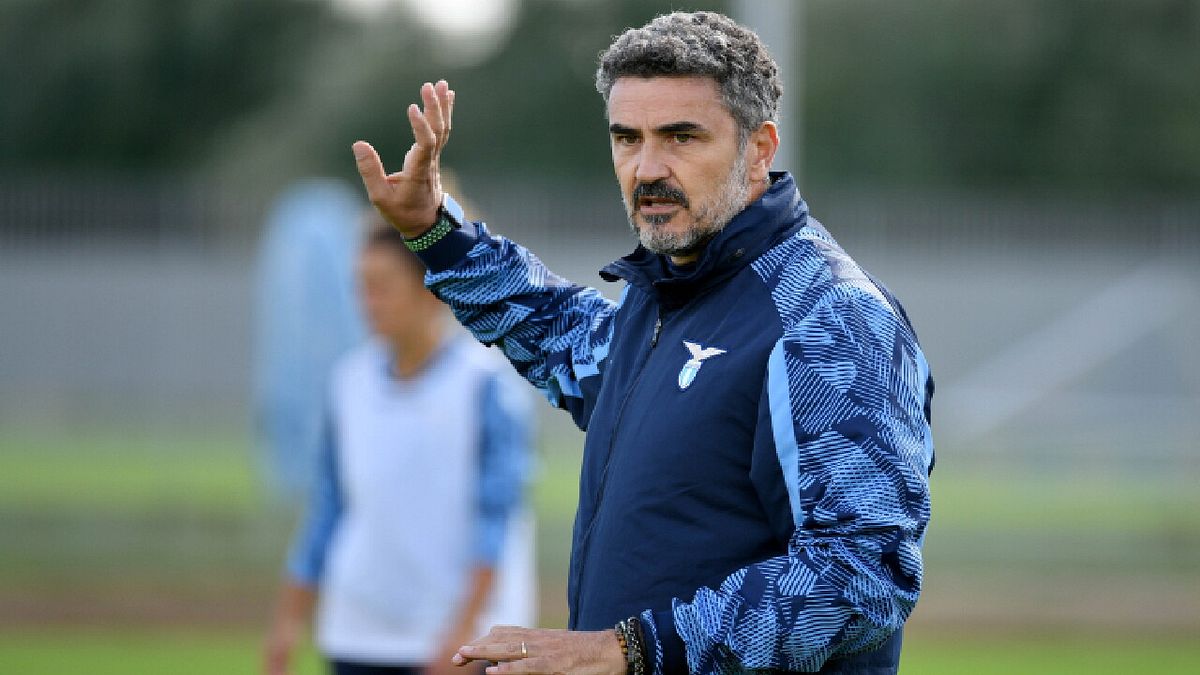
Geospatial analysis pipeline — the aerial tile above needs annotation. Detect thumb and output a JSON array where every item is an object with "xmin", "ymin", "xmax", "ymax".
[{"xmin": 352, "ymin": 141, "xmax": 388, "ymax": 201}]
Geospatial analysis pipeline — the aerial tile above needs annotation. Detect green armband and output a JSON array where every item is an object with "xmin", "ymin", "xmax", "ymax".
[{"xmin": 403, "ymin": 193, "xmax": 465, "ymax": 252}]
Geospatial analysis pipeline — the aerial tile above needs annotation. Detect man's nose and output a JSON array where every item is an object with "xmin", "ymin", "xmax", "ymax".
[{"xmin": 634, "ymin": 143, "xmax": 670, "ymax": 183}]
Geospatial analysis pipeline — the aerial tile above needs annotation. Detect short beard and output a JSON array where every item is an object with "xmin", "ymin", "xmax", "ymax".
[{"xmin": 624, "ymin": 153, "xmax": 751, "ymax": 259}]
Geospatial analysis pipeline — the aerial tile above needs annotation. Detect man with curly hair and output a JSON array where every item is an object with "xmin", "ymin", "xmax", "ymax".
[{"xmin": 353, "ymin": 11, "xmax": 934, "ymax": 675}]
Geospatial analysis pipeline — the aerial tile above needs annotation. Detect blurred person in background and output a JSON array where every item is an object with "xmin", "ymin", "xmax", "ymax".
[
  {"xmin": 353, "ymin": 11, "xmax": 932, "ymax": 675},
  {"xmin": 264, "ymin": 219, "xmax": 536, "ymax": 675},
  {"xmin": 254, "ymin": 179, "xmax": 367, "ymax": 499}
]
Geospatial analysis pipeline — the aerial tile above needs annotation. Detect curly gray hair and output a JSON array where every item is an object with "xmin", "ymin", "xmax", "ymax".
[{"xmin": 595, "ymin": 11, "xmax": 782, "ymax": 143}]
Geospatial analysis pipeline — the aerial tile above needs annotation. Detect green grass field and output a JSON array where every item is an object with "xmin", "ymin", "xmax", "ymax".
[
  {"xmin": 1, "ymin": 426, "xmax": 1198, "ymax": 674},
  {"xmin": 0, "ymin": 630, "xmax": 1197, "ymax": 675}
]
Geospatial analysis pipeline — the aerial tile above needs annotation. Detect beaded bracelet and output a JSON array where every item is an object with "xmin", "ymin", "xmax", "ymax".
[
  {"xmin": 615, "ymin": 616, "xmax": 647, "ymax": 675},
  {"xmin": 402, "ymin": 213, "xmax": 454, "ymax": 252}
]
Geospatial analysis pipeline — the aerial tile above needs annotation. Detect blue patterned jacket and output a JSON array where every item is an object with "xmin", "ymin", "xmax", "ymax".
[{"xmin": 417, "ymin": 172, "xmax": 934, "ymax": 675}]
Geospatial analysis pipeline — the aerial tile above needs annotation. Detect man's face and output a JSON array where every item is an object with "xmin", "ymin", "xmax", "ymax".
[{"xmin": 607, "ymin": 76, "xmax": 752, "ymax": 262}]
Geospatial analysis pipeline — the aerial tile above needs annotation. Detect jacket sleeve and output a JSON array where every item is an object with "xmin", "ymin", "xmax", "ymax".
[
  {"xmin": 417, "ymin": 223, "xmax": 620, "ymax": 430},
  {"xmin": 642, "ymin": 286, "xmax": 935, "ymax": 674}
]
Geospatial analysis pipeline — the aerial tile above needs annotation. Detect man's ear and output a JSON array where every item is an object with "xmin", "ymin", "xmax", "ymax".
[{"xmin": 746, "ymin": 122, "xmax": 780, "ymax": 183}]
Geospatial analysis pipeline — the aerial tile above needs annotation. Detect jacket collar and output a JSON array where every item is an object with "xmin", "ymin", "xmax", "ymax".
[{"xmin": 600, "ymin": 171, "xmax": 808, "ymax": 308}]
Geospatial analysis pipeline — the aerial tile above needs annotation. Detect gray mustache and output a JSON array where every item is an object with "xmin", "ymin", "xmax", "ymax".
[{"xmin": 633, "ymin": 180, "xmax": 689, "ymax": 208}]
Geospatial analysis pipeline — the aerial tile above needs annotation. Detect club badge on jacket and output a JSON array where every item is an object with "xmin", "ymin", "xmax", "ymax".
[{"xmin": 679, "ymin": 341, "xmax": 727, "ymax": 390}]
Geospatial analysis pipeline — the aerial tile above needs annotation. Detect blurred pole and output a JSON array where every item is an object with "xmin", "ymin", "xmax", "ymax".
[{"xmin": 732, "ymin": 0, "xmax": 803, "ymax": 181}]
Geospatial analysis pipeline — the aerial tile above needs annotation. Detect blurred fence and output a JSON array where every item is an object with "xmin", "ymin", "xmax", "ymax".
[
  {"xmin": 2, "ymin": 173, "xmax": 1198, "ymax": 636},
  {"xmin": 2, "ymin": 172, "xmax": 1197, "ymax": 468}
]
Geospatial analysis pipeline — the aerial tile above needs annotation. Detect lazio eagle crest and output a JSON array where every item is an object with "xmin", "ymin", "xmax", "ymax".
[{"xmin": 678, "ymin": 341, "xmax": 727, "ymax": 390}]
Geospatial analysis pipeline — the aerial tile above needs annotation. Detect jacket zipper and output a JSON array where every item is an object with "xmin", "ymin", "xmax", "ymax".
[{"xmin": 570, "ymin": 307, "xmax": 663, "ymax": 626}]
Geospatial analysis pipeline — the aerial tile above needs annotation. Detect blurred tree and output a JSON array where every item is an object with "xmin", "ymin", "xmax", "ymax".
[
  {"xmin": 441, "ymin": 0, "xmax": 725, "ymax": 181},
  {"xmin": 805, "ymin": 0, "xmax": 1200, "ymax": 193},
  {"xmin": 202, "ymin": 0, "xmax": 716, "ymax": 193},
  {"xmin": 0, "ymin": 0, "xmax": 341, "ymax": 170},
  {"xmin": 291, "ymin": 0, "xmax": 720, "ymax": 184},
  {"xmin": 2, "ymin": 0, "xmax": 1196, "ymax": 196}
]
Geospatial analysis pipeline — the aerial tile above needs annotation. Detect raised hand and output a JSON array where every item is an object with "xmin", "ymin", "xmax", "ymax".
[{"xmin": 353, "ymin": 80, "xmax": 455, "ymax": 237}]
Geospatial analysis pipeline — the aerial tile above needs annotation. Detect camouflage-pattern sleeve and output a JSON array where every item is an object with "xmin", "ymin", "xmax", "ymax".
[{"xmin": 424, "ymin": 224, "xmax": 621, "ymax": 430}]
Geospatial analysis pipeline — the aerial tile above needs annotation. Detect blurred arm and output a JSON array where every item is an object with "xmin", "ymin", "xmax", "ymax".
[
  {"xmin": 283, "ymin": 415, "xmax": 342, "ymax": 587},
  {"xmin": 265, "ymin": 416, "xmax": 342, "ymax": 674},
  {"xmin": 265, "ymin": 582, "xmax": 318, "ymax": 675},
  {"xmin": 473, "ymin": 372, "xmax": 534, "ymax": 564}
]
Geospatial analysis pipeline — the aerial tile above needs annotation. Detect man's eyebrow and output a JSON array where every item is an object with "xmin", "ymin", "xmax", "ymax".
[
  {"xmin": 609, "ymin": 122, "xmax": 707, "ymax": 136},
  {"xmin": 655, "ymin": 122, "xmax": 705, "ymax": 135}
]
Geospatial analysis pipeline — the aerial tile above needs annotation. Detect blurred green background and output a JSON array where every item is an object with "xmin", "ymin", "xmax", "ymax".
[{"xmin": 1, "ymin": 1, "xmax": 1198, "ymax": 673}]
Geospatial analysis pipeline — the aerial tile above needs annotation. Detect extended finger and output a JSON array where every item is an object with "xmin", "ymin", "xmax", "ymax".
[
  {"xmin": 435, "ymin": 80, "xmax": 453, "ymax": 146},
  {"xmin": 352, "ymin": 141, "xmax": 390, "ymax": 201},
  {"xmin": 485, "ymin": 657, "xmax": 551, "ymax": 675},
  {"xmin": 456, "ymin": 641, "xmax": 527, "ymax": 663},
  {"xmin": 405, "ymin": 102, "xmax": 437, "ymax": 171},
  {"xmin": 422, "ymin": 81, "xmax": 445, "ymax": 139}
]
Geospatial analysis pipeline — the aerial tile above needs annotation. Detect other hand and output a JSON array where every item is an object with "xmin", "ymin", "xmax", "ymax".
[{"xmin": 452, "ymin": 625, "xmax": 626, "ymax": 675}]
